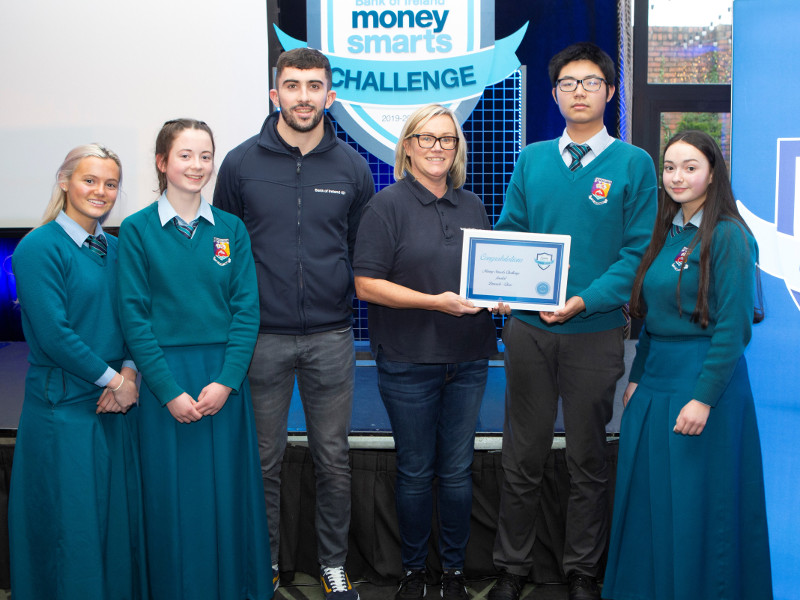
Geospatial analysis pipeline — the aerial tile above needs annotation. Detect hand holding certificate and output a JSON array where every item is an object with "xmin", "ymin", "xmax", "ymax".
[{"xmin": 459, "ymin": 229, "xmax": 571, "ymax": 311}]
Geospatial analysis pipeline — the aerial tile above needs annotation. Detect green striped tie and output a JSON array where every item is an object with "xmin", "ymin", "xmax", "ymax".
[
  {"xmin": 173, "ymin": 217, "xmax": 199, "ymax": 239},
  {"xmin": 85, "ymin": 234, "xmax": 107, "ymax": 257},
  {"xmin": 566, "ymin": 143, "xmax": 590, "ymax": 171}
]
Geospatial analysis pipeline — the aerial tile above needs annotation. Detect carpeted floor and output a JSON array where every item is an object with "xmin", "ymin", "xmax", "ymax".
[{"xmin": 278, "ymin": 573, "xmax": 579, "ymax": 600}]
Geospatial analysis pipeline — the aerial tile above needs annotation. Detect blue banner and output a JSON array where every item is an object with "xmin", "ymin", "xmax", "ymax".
[
  {"xmin": 732, "ymin": 2, "xmax": 800, "ymax": 597},
  {"xmin": 275, "ymin": 24, "xmax": 526, "ymax": 106}
]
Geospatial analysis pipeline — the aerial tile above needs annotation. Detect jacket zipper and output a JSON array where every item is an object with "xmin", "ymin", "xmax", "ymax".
[{"xmin": 296, "ymin": 157, "xmax": 306, "ymax": 332}]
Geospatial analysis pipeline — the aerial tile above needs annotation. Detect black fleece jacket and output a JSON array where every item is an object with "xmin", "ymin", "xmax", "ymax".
[{"xmin": 214, "ymin": 113, "xmax": 375, "ymax": 335}]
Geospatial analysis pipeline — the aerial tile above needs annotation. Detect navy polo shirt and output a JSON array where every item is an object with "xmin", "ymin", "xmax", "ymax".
[{"xmin": 353, "ymin": 175, "xmax": 497, "ymax": 363}]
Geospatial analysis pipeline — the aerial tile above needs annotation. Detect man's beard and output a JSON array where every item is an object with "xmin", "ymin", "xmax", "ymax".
[{"xmin": 281, "ymin": 103, "xmax": 324, "ymax": 133}]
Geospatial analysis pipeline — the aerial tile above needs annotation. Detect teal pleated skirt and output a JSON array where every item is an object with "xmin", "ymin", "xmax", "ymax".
[
  {"xmin": 9, "ymin": 364, "xmax": 147, "ymax": 600},
  {"xmin": 603, "ymin": 337, "xmax": 772, "ymax": 600},
  {"xmin": 136, "ymin": 344, "xmax": 272, "ymax": 600}
]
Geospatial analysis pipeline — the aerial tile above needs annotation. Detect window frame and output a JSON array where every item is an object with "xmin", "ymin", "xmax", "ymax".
[{"xmin": 631, "ymin": 0, "xmax": 732, "ymax": 164}]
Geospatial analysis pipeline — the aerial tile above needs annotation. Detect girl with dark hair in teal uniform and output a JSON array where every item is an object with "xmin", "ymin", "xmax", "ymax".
[
  {"xmin": 118, "ymin": 119, "xmax": 272, "ymax": 600},
  {"xmin": 603, "ymin": 130, "xmax": 772, "ymax": 600},
  {"xmin": 10, "ymin": 144, "xmax": 145, "ymax": 599}
]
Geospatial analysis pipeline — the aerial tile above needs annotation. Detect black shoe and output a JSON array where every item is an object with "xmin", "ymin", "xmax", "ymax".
[
  {"xmin": 440, "ymin": 569, "xmax": 468, "ymax": 600},
  {"xmin": 568, "ymin": 574, "xmax": 599, "ymax": 600},
  {"xmin": 396, "ymin": 569, "xmax": 427, "ymax": 600},
  {"xmin": 488, "ymin": 571, "xmax": 526, "ymax": 600}
]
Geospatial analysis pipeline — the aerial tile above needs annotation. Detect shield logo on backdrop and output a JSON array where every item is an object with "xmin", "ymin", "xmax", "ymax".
[
  {"xmin": 274, "ymin": 0, "xmax": 527, "ymax": 164},
  {"xmin": 737, "ymin": 137, "xmax": 800, "ymax": 311}
]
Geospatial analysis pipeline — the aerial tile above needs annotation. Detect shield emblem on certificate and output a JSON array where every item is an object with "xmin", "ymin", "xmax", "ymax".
[{"xmin": 535, "ymin": 252, "xmax": 554, "ymax": 270}]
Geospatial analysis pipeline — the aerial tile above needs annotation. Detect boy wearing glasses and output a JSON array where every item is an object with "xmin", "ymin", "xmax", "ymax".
[{"xmin": 488, "ymin": 42, "xmax": 657, "ymax": 600}]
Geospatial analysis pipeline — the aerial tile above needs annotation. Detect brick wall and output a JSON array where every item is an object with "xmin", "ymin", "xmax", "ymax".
[
  {"xmin": 648, "ymin": 25, "xmax": 732, "ymax": 84},
  {"xmin": 647, "ymin": 25, "xmax": 732, "ymax": 162}
]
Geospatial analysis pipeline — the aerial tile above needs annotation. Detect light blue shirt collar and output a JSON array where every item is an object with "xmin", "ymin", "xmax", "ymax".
[
  {"xmin": 55, "ymin": 211, "xmax": 105, "ymax": 247},
  {"xmin": 157, "ymin": 192, "xmax": 215, "ymax": 227},
  {"xmin": 558, "ymin": 127, "xmax": 615, "ymax": 168},
  {"xmin": 672, "ymin": 208, "xmax": 704, "ymax": 228},
  {"xmin": 54, "ymin": 211, "xmax": 134, "ymax": 384}
]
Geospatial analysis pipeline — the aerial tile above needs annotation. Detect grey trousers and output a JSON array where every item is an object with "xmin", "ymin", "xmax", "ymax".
[
  {"xmin": 493, "ymin": 317, "xmax": 624, "ymax": 578},
  {"xmin": 248, "ymin": 327, "xmax": 355, "ymax": 568}
]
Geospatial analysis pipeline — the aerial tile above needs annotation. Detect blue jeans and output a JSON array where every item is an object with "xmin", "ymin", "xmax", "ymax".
[
  {"xmin": 376, "ymin": 353, "xmax": 489, "ymax": 571},
  {"xmin": 249, "ymin": 327, "xmax": 355, "ymax": 567}
]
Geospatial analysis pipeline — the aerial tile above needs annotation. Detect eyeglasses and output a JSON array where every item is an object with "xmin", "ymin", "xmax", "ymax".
[
  {"xmin": 409, "ymin": 134, "xmax": 459, "ymax": 150},
  {"xmin": 555, "ymin": 77, "xmax": 607, "ymax": 93}
]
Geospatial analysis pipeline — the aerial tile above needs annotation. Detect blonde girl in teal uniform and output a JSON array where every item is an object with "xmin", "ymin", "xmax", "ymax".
[
  {"xmin": 118, "ymin": 119, "xmax": 272, "ymax": 599},
  {"xmin": 10, "ymin": 144, "xmax": 145, "ymax": 599},
  {"xmin": 603, "ymin": 130, "xmax": 772, "ymax": 599}
]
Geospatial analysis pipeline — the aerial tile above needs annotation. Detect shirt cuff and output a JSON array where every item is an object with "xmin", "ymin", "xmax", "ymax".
[
  {"xmin": 94, "ymin": 366, "xmax": 116, "ymax": 388},
  {"xmin": 122, "ymin": 360, "xmax": 137, "ymax": 373}
]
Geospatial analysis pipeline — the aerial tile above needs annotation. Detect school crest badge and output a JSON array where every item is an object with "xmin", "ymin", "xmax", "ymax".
[
  {"xmin": 737, "ymin": 138, "xmax": 800, "ymax": 311},
  {"xmin": 589, "ymin": 177, "xmax": 611, "ymax": 205},
  {"xmin": 672, "ymin": 246, "xmax": 690, "ymax": 271},
  {"xmin": 213, "ymin": 237, "xmax": 231, "ymax": 266}
]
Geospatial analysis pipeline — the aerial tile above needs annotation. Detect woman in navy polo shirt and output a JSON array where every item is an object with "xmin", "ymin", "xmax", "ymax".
[{"xmin": 354, "ymin": 104, "xmax": 498, "ymax": 600}]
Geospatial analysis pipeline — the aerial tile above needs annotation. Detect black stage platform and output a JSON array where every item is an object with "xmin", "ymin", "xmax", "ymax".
[{"xmin": 0, "ymin": 341, "xmax": 635, "ymax": 590}]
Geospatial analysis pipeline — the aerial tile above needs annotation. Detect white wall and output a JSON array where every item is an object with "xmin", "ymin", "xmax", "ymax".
[{"xmin": 0, "ymin": 0, "xmax": 270, "ymax": 227}]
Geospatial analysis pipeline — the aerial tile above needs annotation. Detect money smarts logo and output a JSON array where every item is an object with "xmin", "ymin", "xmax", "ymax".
[{"xmin": 274, "ymin": 0, "xmax": 527, "ymax": 164}]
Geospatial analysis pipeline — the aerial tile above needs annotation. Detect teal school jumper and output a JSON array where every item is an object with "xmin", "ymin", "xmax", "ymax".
[
  {"xmin": 495, "ymin": 138, "xmax": 657, "ymax": 333},
  {"xmin": 118, "ymin": 203, "xmax": 273, "ymax": 600},
  {"xmin": 603, "ymin": 221, "xmax": 773, "ymax": 600},
  {"xmin": 10, "ymin": 221, "xmax": 145, "ymax": 600}
]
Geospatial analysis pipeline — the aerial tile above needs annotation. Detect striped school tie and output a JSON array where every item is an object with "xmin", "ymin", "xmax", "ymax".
[
  {"xmin": 173, "ymin": 216, "xmax": 199, "ymax": 239},
  {"xmin": 566, "ymin": 143, "xmax": 590, "ymax": 171},
  {"xmin": 670, "ymin": 223, "xmax": 697, "ymax": 238},
  {"xmin": 85, "ymin": 234, "xmax": 107, "ymax": 257}
]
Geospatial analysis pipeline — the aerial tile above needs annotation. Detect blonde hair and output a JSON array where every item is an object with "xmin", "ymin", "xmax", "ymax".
[
  {"xmin": 41, "ymin": 144, "xmax": 122, "ymax": 225},
  {"xmin": 394, "ymin": 104, "xmax": 468, "ymax": 189}
]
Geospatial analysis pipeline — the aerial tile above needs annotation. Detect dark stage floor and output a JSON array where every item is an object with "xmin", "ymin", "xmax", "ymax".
[{"xmin": 278, "ymin": 573, "xmax": 583, "ymax": 600}]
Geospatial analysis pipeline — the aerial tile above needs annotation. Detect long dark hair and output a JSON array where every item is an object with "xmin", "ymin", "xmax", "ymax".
[{"xmin": 629, "ymin": 130, "xmax": 764, "ymax": 327}]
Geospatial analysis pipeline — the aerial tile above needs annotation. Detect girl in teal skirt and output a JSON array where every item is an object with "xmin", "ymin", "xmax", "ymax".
[
  {"xmin": 118, "ymin": 119, "xmax": 272, "ymax": 599},
  {"xmin": 10, "ymin": 144, "xmax": 145, "ymax": 599},
  {"xmin": 603, "ymin": 131, "xmax": 772, "ymax": 600}
]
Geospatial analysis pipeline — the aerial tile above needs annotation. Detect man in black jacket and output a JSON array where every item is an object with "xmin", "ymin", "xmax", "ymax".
[{"xmin": 214, "ymin": 47, "xmax": 374, "ymax": 600}]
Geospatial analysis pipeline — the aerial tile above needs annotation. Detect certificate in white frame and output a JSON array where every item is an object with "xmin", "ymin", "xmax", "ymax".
[{"xmin": 459, "ymin": 229, "xmax": 571, "ymax": 311}]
